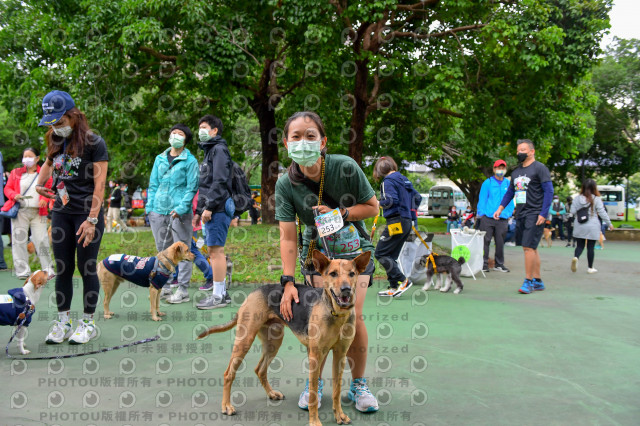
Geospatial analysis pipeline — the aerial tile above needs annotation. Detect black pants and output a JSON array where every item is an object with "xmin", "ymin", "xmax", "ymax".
[
  {"xmin": 574, "ymin": 239, "xmax": 596, "ymax": 268},
  {"xmin": 479, "ymin": 216, "xmax": 508, "ymax": 267},
  {"xmin": 249, "ymin": 207, "xmax": 260, "ymax": 225},
  {"xmin": 374, "ymin": 217, "xmax": 412, "ymax": 288},
  {"xmin": 51, "ymin": 211, "xmax": 104, "ymax": 314},
  {"xmin": 564, "ymin": 220, "xmax": 573, "ymax": 242},
  {"xmin": 551, "ymin": 216, "xmax": 565, "ymax": 239}
]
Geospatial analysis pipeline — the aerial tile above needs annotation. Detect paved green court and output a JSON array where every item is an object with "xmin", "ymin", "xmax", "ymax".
[{"xmin": 1, "ymin": 237, "xmax": 638, "ymax": 425}]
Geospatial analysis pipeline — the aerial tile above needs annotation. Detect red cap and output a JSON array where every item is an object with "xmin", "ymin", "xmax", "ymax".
[{"xmin": 493, "ymin": 159, "xmax": 507, "ymax": 168}]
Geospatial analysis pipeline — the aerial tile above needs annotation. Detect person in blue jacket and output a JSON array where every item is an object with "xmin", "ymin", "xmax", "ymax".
[
  {"xmin": 477, "ymin": 159, "xmax": 515, "ymax": 273},
  {"xmin": 373, "ymin": 156, "xmax": 421, "ymax": 298},
  {"xmin": 146, "ymin": 123, "xmax": 199, "ymax": 304}
]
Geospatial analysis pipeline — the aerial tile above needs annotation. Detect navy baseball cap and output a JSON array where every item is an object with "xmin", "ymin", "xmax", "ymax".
[{"xmin": 39, "ymin": 90, "xmax": 75, "ymax": 126}]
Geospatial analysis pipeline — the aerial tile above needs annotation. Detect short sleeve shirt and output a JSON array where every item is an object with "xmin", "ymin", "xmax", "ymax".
[
  {"xmin": 509, "ymin": 161, "xmax": 551, "ymax": 218},
  {"xmin": 275, "ymin": 154, "xmax": 376, "ymax": 259},
  {"xmin": 49, "ymin": 134, "xmax": 109, "ymax": 214}
]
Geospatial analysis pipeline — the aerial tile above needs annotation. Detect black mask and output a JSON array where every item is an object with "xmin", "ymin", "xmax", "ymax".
[{"xmin": 517, "ymin": 153, "xmax": 528, "ymax": 163}]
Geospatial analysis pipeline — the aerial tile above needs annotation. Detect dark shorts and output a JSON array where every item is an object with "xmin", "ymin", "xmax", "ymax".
[
  {"xmin": 301, "ymin": 255, "xmax": 376, "ymax": 287},
  {"xmin": 204, "ymin": 211, "xmax": 231, "ymax": 247},
  {"xmin": 515, "ymin": 214, "xmax": 544, "ymax": 249}
]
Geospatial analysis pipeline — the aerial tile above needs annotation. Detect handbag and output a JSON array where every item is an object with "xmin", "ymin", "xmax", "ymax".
[
  {"xmin": 0, "ymin": 173, "xmax": 38, "ymax": 219},
  {"xmin": 576, "ymin": 204, "xmax": 590, "ymax": 224}
]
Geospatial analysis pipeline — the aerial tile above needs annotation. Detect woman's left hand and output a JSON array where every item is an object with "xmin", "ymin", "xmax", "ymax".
[
  {"xmin": 39, "ymin": 199, "xmax": 47, "ymax": 208},
  {"xmin": 312, "ymin": 205, "xmax": 332, "ymax": 215},
  {"xmin": 77, "ymin": 221, "xmax": 96, "ymax": 247}
]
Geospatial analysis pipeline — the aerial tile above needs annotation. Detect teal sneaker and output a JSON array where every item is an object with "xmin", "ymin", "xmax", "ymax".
[
  {"xmin": 518, "ymin": 279, "xmax": 533, "ymax": 294},
  {"xmin": 532, "ymin": 278, "xmax": 545, "ymax": 291},
  {"xmin": 298, "ymin": 378, "xmax": 323, "ymax": 410},
  {"xmin": 348, "ymin": 378, "xmax": 379, "ymax": 413}
]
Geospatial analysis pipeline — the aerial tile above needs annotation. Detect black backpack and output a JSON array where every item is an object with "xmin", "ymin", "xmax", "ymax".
[
  {"xmin": 576, "ymin": 205, "xmax": 590, "ymax": 224},
  {"xmin": 226, "ymin": 159, "xmax": 253, "ymax": 215}
]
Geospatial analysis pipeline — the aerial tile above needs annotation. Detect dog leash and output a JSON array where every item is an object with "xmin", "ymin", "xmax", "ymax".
[
  {"xmin": 5, "ymin": 306, "xmax": 160, "ymax": 360},
  {"xmin": 412, "ymin": 225, "xmax": 438, "ymax": 273}
]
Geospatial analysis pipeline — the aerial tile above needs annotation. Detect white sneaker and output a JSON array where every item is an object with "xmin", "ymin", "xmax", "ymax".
[
  {"xmin": 571, "ymin": 257, "xmax": 578, "ymax": 273},
  {"xmin": 45, "ymin": 320, "xmax": 73, "ymax": 344},
  {"xmin": 69, "ymin": 320, "xmax": 97, "ymax": 345},
  {"xmin": 159, "ymin": 287, "xmax": 173, "ymax": 300},
  {"xmin": 167, "ymin": 288, "xmax": 190, "ymax": 304},
  {"xmin": 587, "ymin": 268, "xmax": 598, "ymax": 274},
  {"xmin": 298, "ymin": 379, "xmax": 323, "ymax": 410},
  {"xmin": 393, "ymin": 279, "xmax": 413, "ymax": 297},
  {"xmin": 377, "ymin": 287, "xmax": 398, "ymax": 297}
]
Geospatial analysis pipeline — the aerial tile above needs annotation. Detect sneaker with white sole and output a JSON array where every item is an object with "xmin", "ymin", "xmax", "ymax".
[
  {"xmin": 298, "ymin": 378, "xmax": 323, "ymax": 410},
  {"xmin": 348, "ymin": 378, "xmax": 379, "ymax": 412},
  {"xmin": 377, "ymin": 287, "xmax": 398, "ymax": 297},
  {"xmin": 199, "ymin": 280, "xmax": 213, "ymax": 291},
  {"xmin": 224, "ymin": 292, "xmax": 231, "ymax": 305},
  {"xmin": 160, "ymin": 287, "xmax": 173, "ymax": 300},
  {"xmin": 492, "ymin": 265, "xmax": 510, "ymax": 273},
  {"xmin": 393, "ymin": 279, "xmax": 413, "ymax": 297},
  {"xmin": 571, "ymin": 257, "xmax": 578, "ymax": 273},
  {"xmin": 196, "ymin": 293, "xmax": 227, "ymax": 309},
  {"xmin": 166, "ymin": 288, "xmax": 190, "ymax": 304},
  {"xmin": 45, "ymin": 320, "xmax": 73, "ymax": 344},
  {"xmin": 68, "ymin": 320, "xmax": 97, "ymax": 345},
  {"xmin": 587, "ymin": 268, "xmax": 598, "ymax": 274}
]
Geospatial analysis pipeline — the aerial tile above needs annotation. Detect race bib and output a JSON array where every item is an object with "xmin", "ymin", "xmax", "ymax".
[
  {"xmin": 515, "ymin": 190, "xmax": 527, "ymax": 205},
  {"xmin": 315, "ymin": 208, "xmax": 344, "ymax": 238},
  {"xmin": 0, "ymin": 295, "xmax": 13, "ymax": 304},
  {"xmin": 322, "ymin": 224, "xmax": 362, "ymax": 256}
]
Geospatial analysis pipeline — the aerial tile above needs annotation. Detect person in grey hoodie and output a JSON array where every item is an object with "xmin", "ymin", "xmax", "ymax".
[{"xmin": 570, "ymin": 179, "xmax": 612, "ymax": 274}]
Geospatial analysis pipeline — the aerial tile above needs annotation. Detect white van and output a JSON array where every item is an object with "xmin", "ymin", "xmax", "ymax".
[{"xmin": 598, "ymin": 185, "xmax": 625, "ymax": 221}]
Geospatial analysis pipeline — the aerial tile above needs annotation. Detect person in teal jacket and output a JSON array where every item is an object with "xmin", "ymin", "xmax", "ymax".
[
  {"xmin": 146, "ymin": 123, "xmax": 199, "ymax": 303},
  {"xmin": 549, "ymin": 195, "xmax": 566, "ymax": 240},
  {"xmin": 477, "ymin": 159, "xmax": 515, "ymax": 272}
]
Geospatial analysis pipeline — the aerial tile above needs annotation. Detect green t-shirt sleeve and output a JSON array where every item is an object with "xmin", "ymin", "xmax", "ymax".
[
  {"xmin": 343, "ymin": 159, "xmax": 375, "ymax": 204},
  {"xmin": 275, "ymin": 177, "xmax": 296, "ymax": 222}
]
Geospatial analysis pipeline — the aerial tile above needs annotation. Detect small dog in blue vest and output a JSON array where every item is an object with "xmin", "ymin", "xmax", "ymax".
[
  {"xmin": 1, "ymin": 270, "xmax": 55, "ymax": 354},
  {"xmin": 97, "ymin": 241, "xmax": 194, "ymax": 321}
]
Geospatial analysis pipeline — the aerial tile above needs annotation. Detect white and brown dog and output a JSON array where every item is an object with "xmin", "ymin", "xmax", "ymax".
[{"xmin": 0, "ymin": 270, "xmax": 55, "ymax": 354}]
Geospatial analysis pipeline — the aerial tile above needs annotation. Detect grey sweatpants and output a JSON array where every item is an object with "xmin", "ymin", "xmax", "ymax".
[{"xmin": 148, "ymin": 211, "xmax": 193, "ymax": 291}]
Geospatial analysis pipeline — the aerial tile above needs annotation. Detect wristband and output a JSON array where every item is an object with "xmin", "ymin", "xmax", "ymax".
[
  {"xmin": 280, "ymin": 275, "xmax": 295, "ymax": 287},
  {"xmin": 342, "ymin": 208, "xmax": 350, "ymax": 221}
]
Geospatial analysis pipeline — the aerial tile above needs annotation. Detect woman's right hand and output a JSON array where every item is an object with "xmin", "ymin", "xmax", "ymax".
[
  {"xmin": 280, "ymin": 283, "xmax": 299, "ymax": 322},
  {"xmin": 35, "ymin": 186, "xmax": 56, "ymax": 199}
]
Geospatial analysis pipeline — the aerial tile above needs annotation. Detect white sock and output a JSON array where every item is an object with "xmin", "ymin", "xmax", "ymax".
[
  {"xmin": 58, "ymin": 311, "xmax": 70, "ymax": 324},
  {"xmin": 83, "ymin": 313, "xmax": 94, "ymax": 323},
  {"xmin": 213, "ymin": 281, "xmax": 226, "ymax": 298}
]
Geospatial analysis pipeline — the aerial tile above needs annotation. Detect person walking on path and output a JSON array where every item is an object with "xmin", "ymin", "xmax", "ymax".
[
  {"xmin": 570, "ymin": 179, "xmax": 613, "ymax": 274},
  {"xmin": 2, "ymin": 147, "xmax": 54, "ymax": 278},
  {"xmin": 373, "ymin": 156, "xmax": 421, "ymax": 297},
  {"xmin": 493, "ymin": 139, "xmax": 553, "ymax": 294},
  {"xmin": 477, "ymin": 159, "xmax": 514, "ymax": 273},
  {"xmin": 106, "ymin": 180, "xmax": 127, "ymax": 232}
]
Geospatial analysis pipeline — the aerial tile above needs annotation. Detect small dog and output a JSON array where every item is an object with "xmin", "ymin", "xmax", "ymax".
[
  {"xmin": 0, "ymin": 270, "xmax": 55, "ymax": 354},
  {"xmin": 420, "ymin": 254, "xmax": 465, "ymax": 294},
  {"xmin": 197, "ymin": 250, "xmax": 370, "ymax": 426},
  {"xmin": 542, "ymin": 228, "xmax": 552, "ymax": 248},
  {"xmin": 97, "ymin": 241, "xmax": 194, "ymax": 321}
]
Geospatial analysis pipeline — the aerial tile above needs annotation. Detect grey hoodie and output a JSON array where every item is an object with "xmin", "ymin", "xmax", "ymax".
[{"xmin": 570, "ymin": 194, "xmax": 612, "ymax": 240}]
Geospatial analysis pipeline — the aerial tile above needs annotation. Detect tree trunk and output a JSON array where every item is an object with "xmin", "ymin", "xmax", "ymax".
[
  {"xmin": 253, "ymin": 102, "xmax": 279, "ymax": 224},
  {"xmin": 348, "ymin": 59, "xmax": 369, "ymax": 163}
]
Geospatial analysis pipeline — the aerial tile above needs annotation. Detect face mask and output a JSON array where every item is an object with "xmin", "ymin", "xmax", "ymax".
[
  {"xmin": 169, "ymin": 134, "xmax": 185, "ymax": 149},
  {"xmin": 287, "ymin": 139, "xmax": 322, "ymax": 167},
  {"xmin": 198, "ymin": 129, "xmax": 211, "ymax": 142},
  {"xmin": 495, "ymin": 169, "xmax": 506, "ymax": 178},
  {"xmin": 22, "ymin": 157, "xmax": 36, "ymax": 168},
  {"xmin": 53, "ymin": 125, "xmax": 72, "ymax": 138},
  {"xmin": 517, "ymin": 152, "xmax": 528, "ymax": 163},
  {"xmin": 109, "ymin": 182, "xmax": 115, "ymax": 188}
]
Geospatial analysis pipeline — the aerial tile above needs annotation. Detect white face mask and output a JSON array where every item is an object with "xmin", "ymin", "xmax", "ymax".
[
  {"xmin": 22, "ymin": 157, "xmax": 37, "ymax": 168},
  {"xmin": 53, "ymin": 125, "xmax": 72, "ymax": 138}
]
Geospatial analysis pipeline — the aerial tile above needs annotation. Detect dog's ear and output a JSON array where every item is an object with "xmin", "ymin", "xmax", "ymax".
[
  {"xmin": 311, "ymin": 250, "xmax": 332, "ymax": 274},
  {"xmin": 352, "ymin": 251, "xmax": 371, "ymax": 274}
]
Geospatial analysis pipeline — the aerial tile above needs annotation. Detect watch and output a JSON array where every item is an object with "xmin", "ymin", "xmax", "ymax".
[
  {"xmin": 280, "ymin": 275, "xmax": 295, "ymax": 287},
  {"xmin": 86, "ymin": 216, "xmax": 99, "ymax": 225}
]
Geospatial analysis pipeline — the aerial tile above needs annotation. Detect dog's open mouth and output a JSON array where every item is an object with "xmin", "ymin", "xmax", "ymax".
[{"xmin": 330, "ymin": 289, "xmax": 353, "ymax": 309}]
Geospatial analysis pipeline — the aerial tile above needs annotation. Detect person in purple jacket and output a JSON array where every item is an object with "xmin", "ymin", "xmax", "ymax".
[{"xmin": 493, "ymin": 139, "xmax": 553, "ymax": 294}]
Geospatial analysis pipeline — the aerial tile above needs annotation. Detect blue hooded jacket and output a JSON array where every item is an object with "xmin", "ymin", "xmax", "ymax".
[
  {"xmin": 477, "ymin": 176, "xmax": 514, "ymax": 219},
  {"xmin": 379, "ymin": 172, "xmax": 422, "ymax": 220}
]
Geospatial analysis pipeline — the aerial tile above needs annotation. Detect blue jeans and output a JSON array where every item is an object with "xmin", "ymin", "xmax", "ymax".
[
  {"xmin": 446, "ymin": 219, "xmax": 460, "ymax": 233},
  {"xmin": 174, "ymin": 231, "xmax": 213, "ymax": 281}
]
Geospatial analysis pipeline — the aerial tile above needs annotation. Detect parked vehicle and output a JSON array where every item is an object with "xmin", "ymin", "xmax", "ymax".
[
  {"xmin": 598, "ymin": 185, "xmax": 625, "ymax": 221},
  {"xmin": 417, "ymin": 194, "xmax": 429, "ymax": 217},
  {"xmin": 428, "ymin": 185, "xmax": 468, "ymax": 218}
]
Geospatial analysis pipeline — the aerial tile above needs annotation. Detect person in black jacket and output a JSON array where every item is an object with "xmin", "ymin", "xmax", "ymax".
[
  {"xmin": 373, "ymin": 156, "xmax": 421, "ymax": 298},
  {"xmin": 106, "ymin": 180, "xmax": 125, "ymax": 232},
  {"xmin": 193, "ymin": 115, "xmax": 233, "ymax": 309}
]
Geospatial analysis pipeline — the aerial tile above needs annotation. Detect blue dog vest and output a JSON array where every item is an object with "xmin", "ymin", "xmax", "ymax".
[
  {"xmin": 0, "ymin": 288, "xmax": 33, "ymax": 326},
  {"xmin": 102, "ymin": 255, "xmax": 171, "ymax": 290}
]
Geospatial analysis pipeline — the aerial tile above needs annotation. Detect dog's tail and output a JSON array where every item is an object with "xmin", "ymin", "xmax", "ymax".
[
  {"xmin": 457, "ymin": 256, "xmax": 466, "ymax": 265},
  {"xmin": 197, "ymin": 314, "xmax": 238, "ymax": 339}
]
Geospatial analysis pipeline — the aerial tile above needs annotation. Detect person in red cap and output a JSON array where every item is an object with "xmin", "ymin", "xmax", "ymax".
[{"xmin": 476, "ymin": 159, "xmax": 515, "ymax": 272}]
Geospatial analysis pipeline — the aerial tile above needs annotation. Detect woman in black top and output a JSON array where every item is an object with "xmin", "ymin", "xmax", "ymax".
[{"xmin": 35, "ymin": 90, "xmax": 108, "ymax": 345}]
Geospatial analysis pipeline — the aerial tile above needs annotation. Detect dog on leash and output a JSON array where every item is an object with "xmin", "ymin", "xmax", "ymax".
[
  {"xmin": 197, "ymin": 250, "xmax": 371, "ymax": 426},
  {"xmin": 0, "ymin": 270, "xmax": 55, "ymax": 354},
  {"xmin": 97, "ymin": 241, "xmax": 194, "ymax": 321},
  {"xmin": 420, "ymin": 254, "xmax": 465, "ymax": 294}
]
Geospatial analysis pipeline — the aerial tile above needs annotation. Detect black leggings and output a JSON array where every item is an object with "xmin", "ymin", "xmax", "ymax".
[
  {"xmin": 51, "ymin": 211, "xmax": 104, "ymax": 314},
  {"xmin": 574, "ymin": 239, "xmax": 595, "ymax": 268}
]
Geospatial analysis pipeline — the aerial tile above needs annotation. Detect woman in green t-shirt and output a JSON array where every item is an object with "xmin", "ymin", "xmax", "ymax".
[{"xmin": 275, "ymin": 111, "xmax": 380, "ymax": 413}]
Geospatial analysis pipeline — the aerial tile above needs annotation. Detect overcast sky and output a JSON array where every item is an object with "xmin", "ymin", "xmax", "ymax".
[{"xmin": 601, "ymin": 0, "xmax": 640, "ymax": 48}]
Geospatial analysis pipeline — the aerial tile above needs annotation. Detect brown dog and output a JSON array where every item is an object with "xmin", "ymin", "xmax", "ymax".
[
  {"xmin": 97, "ymin": 241, "xmax": 194, "ymax": 321},
  {"xmin": 197, "ymin": 250, "xmax": 370, "ymax": 426},
  {"xmin": 542, "ymin": 227, "xmax": 552, "ymax": 248}
]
